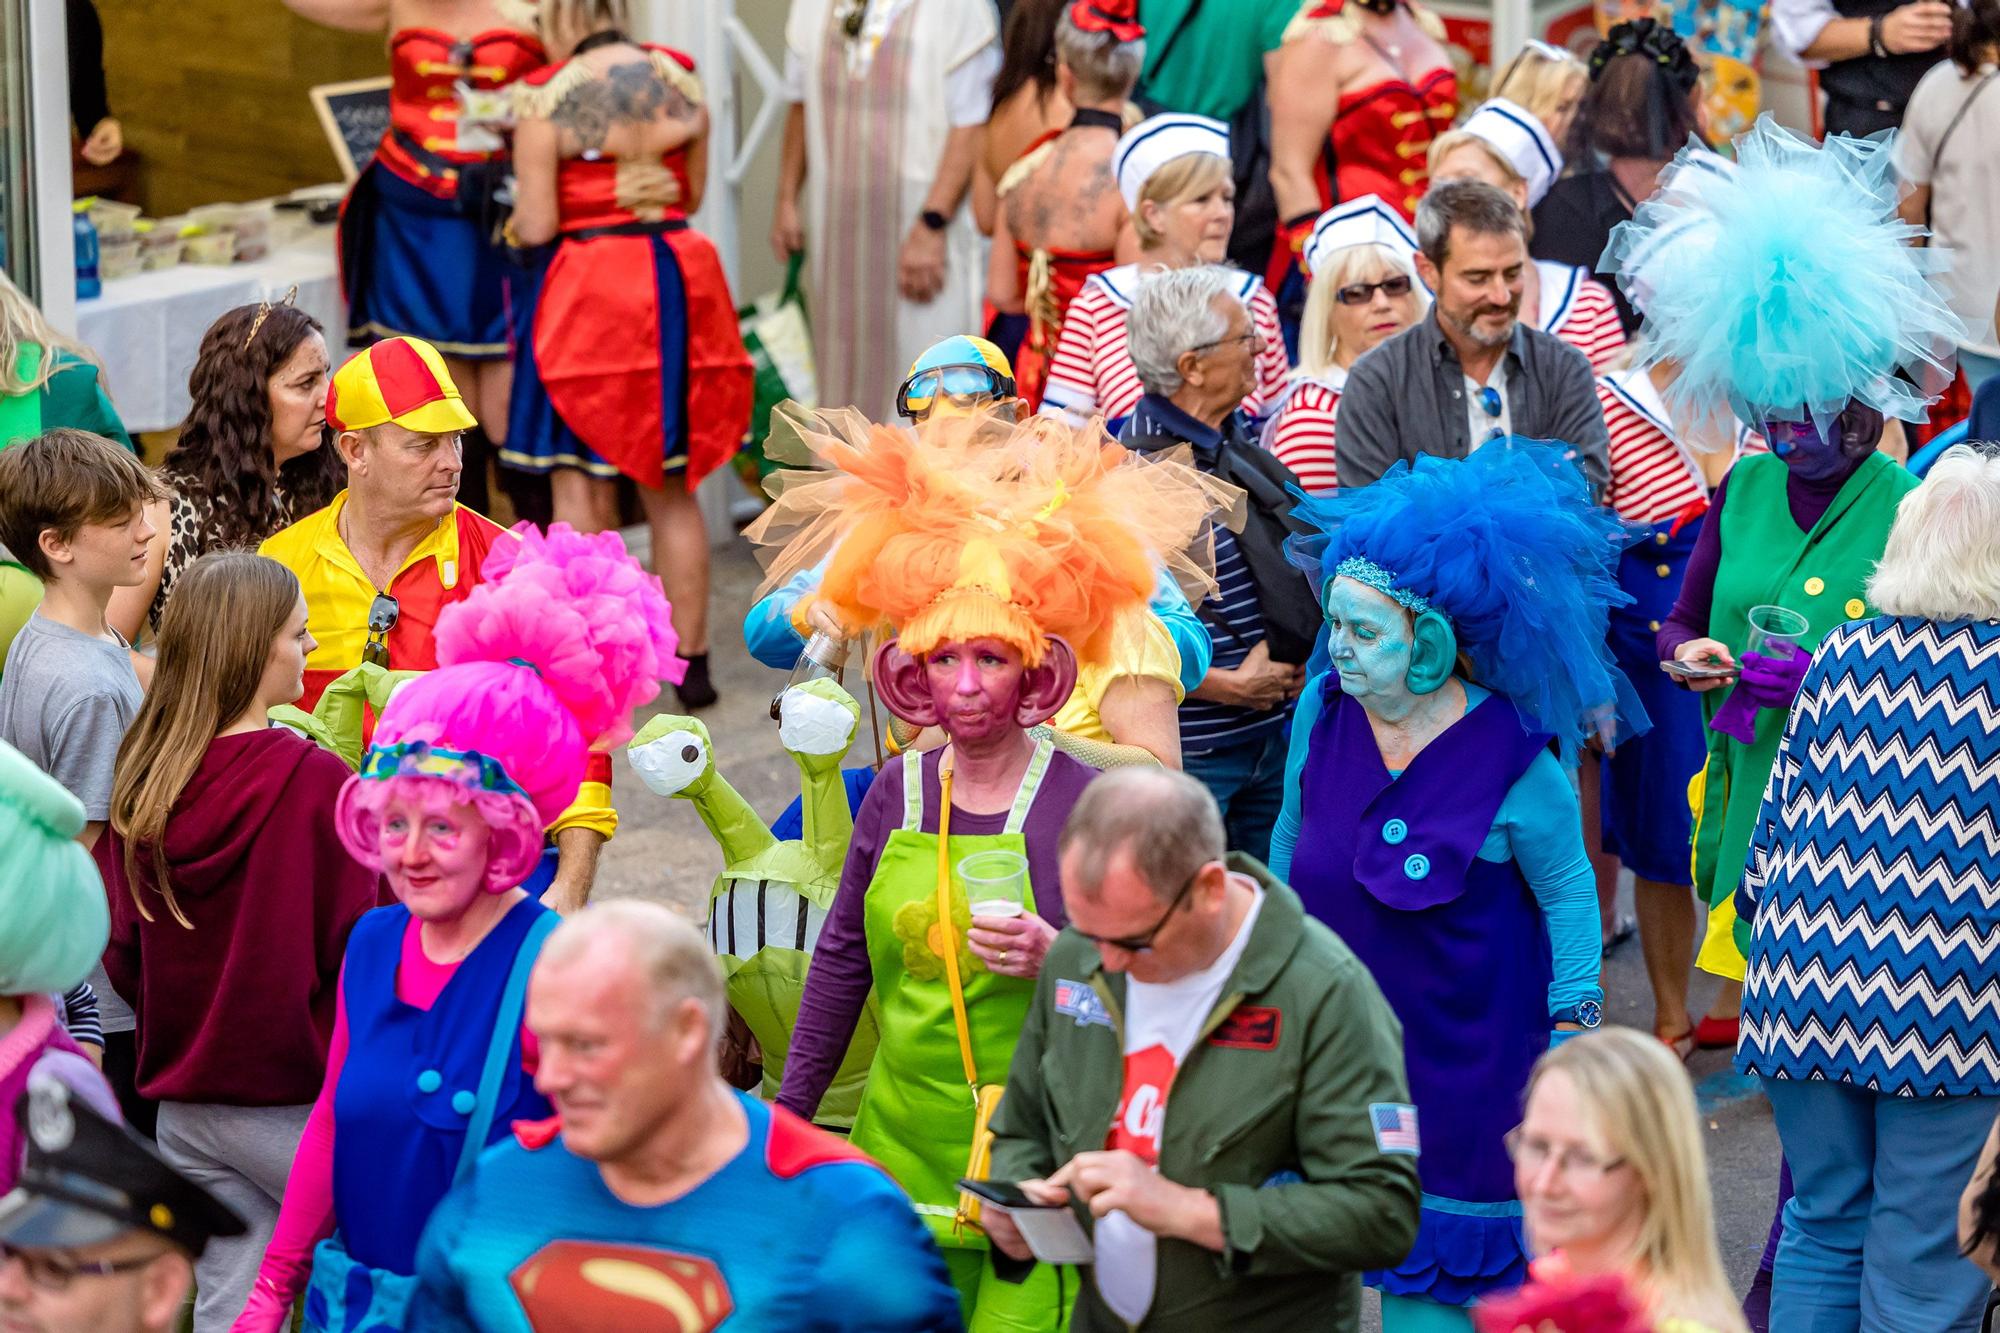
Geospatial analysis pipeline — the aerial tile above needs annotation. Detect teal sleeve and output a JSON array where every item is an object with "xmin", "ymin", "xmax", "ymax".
[
  {"xmin": 1148, "ymin": 569, "xmax": 1212, "ymax": 694},
  {"xmin": 409, "ymin": 1174, "xmax": 481, "ymax": 1333},
  {"xmin": 1265, "ymin": 672, "xmax": 1327, "ymax": 883},
  {"xmin": 43, "ymin": 359, "xmax": 131, "ymax": 450},
  {"xmin": 1496, "ymin": 751, "xmax": 1604, "ymax": 1017},
  {"xmin": 742, "ymin": 561, "xmax": 826, "ymax": 670}
]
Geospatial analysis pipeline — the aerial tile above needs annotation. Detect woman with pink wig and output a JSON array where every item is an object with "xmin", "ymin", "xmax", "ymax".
[{"xmin": 233, "ymin": 524, "xmax": 678, "ymax": 1333}]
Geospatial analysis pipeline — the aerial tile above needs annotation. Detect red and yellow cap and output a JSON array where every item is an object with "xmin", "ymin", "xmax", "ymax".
[{"xmin": 326, "ymin": 337, "xmax": 480, "ymax": 435}]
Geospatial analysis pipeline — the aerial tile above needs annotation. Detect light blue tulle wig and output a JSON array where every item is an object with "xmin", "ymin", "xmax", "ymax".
[
  {"xmin": 0, "ymin": 739, "xmax": 111, "ymax": 995},
  {"xmin": 1285, "ymin": 441, "xmax": 1647, "ymax": 758},
  {"xmin": 1603, "ymin": 115, "xmax": 1963, "ymax": 433}
]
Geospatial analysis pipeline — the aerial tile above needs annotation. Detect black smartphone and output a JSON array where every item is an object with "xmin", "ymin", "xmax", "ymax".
[
  {"xmin": 958, "ymin": 1178, "xmax": 1057, "ymax": 1210},
  {"xmin": 1660, "ymin": 658, "xmax": 1738, "ymax": 681}
]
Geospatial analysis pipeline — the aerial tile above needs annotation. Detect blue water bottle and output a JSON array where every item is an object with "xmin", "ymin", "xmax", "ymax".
[{"xmin": 73, "ymin": 202, "xmax": 100, "ymax": 300}]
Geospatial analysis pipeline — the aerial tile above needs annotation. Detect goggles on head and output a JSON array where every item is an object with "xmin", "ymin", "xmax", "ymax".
[{"xmin": 896, "ymin": 363, "xmax": 1016, "ymax": 420}]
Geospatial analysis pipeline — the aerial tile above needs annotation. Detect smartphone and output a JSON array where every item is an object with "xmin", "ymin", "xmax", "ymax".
[
  {"xmin": 959, "ymin": 1179, "xmax": 1095, "ymax": 1264},
  {"xmin": 1660, "ymin": 658, "xmax": 1738, "ymax": 681}
]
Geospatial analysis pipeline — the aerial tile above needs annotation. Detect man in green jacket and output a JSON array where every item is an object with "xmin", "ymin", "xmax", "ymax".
[{"xmin": 985, "ymin": 768, "xmax": 1420, "ymax": 1331}]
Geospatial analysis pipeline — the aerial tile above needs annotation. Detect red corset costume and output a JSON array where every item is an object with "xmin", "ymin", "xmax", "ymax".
[
  {"xmin": 376, "ymin": 28, "xmax": 546, "ymax": 198},
  {"xmin": 1000, "ymin": 128, "xmax": 1120, "ymax": 410}
]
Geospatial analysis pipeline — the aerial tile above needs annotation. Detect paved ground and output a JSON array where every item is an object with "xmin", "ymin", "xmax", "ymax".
[{"xmin": 597, "ymin": 537, "xmax": 1781, "ymax": 1309}]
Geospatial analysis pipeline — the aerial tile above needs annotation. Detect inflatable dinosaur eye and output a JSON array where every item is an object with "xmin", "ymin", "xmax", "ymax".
[
  {"xmin": 681, "ymin": 744, "xmax": 700, "ymax": 763},
  {"xmin": 626, "ymin": 722, "xmax": 711, "ymax": 798}
]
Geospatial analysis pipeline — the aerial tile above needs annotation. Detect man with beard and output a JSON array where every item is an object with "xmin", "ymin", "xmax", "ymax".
[{"xmin": 1331, "ymin": 179, "xmax": 1609, "ymax": 494}]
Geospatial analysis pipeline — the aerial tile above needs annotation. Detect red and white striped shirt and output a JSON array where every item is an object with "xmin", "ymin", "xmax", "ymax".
[
  {"xmin": 1598, "ymin": 369, "xmax": 1765, "ymax": 524},
  {"xmin": 1534, "ymin": 262, "xmax": 1627, "ymax": 373},
  {"xmin": 1263, "ymin": 372, "xmax": 1345, "ymax": 495},
  {"xmin": 1039, "ymin": 265, "xmax": 1292, "ymax": 429}
]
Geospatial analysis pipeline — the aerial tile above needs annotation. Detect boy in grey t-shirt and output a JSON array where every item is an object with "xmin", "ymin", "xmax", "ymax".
[{"xmin": 0, "ymin": 612, "xmax": 144, "ymax": 819}]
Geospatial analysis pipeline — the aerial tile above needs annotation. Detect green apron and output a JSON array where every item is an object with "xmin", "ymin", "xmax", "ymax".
[
  {"xmin": 1691, "ymin": 452, "xmax": 1916, "ymax": 976},
  {"xmin": 850, "ymin": 739, "xmax": 1056, "ymax": 1247},
  {"xmin": 0, "ymin": 345, "xmax": 44, "ymax": 449}
]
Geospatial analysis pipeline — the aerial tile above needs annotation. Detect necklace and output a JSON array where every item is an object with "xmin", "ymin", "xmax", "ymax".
[{"xmin": 1070, "ymin": 107, "xmax": 1125, "ymax": 133}]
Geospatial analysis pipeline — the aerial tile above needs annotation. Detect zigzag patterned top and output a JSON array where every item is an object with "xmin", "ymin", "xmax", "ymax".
[{"xmin": 1737, "ymin": 616, "xmax": 2000, "ymax": 1097}]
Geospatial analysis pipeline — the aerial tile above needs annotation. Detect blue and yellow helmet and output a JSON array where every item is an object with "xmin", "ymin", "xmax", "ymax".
[{"xmin": 896, "ymin": 335, "xmax": 1017, "ymax": 420}]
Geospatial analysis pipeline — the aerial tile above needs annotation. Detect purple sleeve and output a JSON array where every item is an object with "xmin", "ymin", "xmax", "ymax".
[
  {"xmin": 1657, "ymin": 469, "xmax": 1730, "ymax": 661},
  {"xmin": 776, "ymin": 757, "xmax": 902, "ymax": 1120}
]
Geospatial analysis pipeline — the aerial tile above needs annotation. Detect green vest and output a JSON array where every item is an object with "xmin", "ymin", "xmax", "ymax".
[
  {"xmin": 1691, "ymin": 452, "xmax": 1916, "ymax": 974},
  {"xmin": 0, "ymin": 345, "xmax": 43, "ymax": 450}
]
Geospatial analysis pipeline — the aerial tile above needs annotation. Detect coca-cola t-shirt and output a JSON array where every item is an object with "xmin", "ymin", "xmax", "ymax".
[{"xmin": 1095, "ymin": 887, "xmax": 1264, "ymax": 1323}]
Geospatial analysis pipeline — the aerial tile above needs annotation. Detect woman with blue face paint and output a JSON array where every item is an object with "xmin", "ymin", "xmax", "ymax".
[{"xmin": 1267, "ymin": 441, "xmax": 1640, "ymax": 1333}]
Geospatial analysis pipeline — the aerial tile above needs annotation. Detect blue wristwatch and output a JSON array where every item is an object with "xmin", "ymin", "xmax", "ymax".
[{"xmin": 1552, "ymin": 999, "xmax": 1603, "ymax": 1029}]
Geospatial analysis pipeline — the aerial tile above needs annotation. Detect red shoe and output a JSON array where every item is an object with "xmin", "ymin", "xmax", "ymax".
[
  {"xmin": 1657, "ymin": 1016, "xmax": 1697, "ymax": 1063},
  {"xmin": 1693, "ymin": 1014, "xmax": 1739, "ymax": 1049}
]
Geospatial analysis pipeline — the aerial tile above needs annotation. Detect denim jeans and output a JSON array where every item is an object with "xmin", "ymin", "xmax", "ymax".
[
  {"xmin": 1182, "ymin": 724, "xmax": 1291, "ymax": 865},
  {"xmin": 1764, "ymin": 1076, "xmax": 1995, "ymax": 1333}
]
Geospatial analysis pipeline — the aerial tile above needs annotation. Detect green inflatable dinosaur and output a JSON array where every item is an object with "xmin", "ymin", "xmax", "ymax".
[{"xmin": 628, "ymin": 677, "xmax": 878, "ymax": 1126}]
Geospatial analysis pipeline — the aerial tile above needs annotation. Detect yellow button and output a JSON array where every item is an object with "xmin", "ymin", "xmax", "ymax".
[
  {"xmin": 1846, "ymin": 598, "xmax": 1866, "ymax": 618},
  {"xmin": 1648, "ymin": 619, "xmax": 1662, "ymax": 632},
  {"xmin": 1804, "ymin": 577, "xmax": 1825, "ymax": 596},
  {"xmin": 1656, "ymin": 564, "xmax": 1672, "ymax": 578},
  {"xmin": 1655, "ymin": 532, "xmax": 1669, "ymax": 546}
]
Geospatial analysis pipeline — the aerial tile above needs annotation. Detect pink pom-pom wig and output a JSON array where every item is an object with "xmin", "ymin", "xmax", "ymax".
[{"xmin": 335, "ymin": 523, "xmax": 682, "ymax": 882}]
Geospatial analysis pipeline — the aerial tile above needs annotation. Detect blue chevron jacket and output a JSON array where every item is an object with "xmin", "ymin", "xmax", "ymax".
[{"xmin": 1737, "ymin": 616, "xmax": 2000, "ymax": 1097}]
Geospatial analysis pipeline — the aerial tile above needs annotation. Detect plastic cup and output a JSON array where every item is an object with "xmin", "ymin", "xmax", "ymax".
[
  {"xmin": 1745, "ymin": 605, "xmax": 1810, "ymax": 659},
  {"xmin": 960, "ymin": 849, "xmax": 1028, "ymax": 919}
]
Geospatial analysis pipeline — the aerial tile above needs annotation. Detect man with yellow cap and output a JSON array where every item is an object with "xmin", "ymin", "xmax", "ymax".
[{"xmin": 259, "ymin": 336, "xmax": 615, "ymax": 912}]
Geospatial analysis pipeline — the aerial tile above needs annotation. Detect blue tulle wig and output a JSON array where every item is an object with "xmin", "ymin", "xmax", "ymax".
[
  {"xmin": 1285, "ymin": 441, "xmax": 1646, "ymax": 757},
  {"xmin": 1603, "ymin": 115, "xmax": 1962, "ymax": 433}
]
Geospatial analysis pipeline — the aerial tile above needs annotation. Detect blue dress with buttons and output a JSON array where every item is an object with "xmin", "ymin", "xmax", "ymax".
[{"xmin": 330, "ymin": 897, "xmax": 554, "ymax": 1277}]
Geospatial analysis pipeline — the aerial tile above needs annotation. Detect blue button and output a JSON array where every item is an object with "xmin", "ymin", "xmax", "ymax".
[
  {"xmin": 450, "ymin": 1090, "xmax": 477, "ymax": 1117},
  {"xmin": 1382, "ymin": 819, "xmax": 1408, "ymax": 845},
  {"xmin": 1404, "ymin": 854, "xmax": 1430, "ymax": 880},
  {"xmin": 416, "ymin": 1069, "xmax": 442, "ymax": 1094}
]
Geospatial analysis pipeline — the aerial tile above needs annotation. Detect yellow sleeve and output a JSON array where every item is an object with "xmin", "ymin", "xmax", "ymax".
[
  {"xmin": 548, "ymin": 779, "xmax": 618, "ymax": 840},
  {"xmin": 1054, "ymin": 610, "xmax": 1186, "ymax": 741}
]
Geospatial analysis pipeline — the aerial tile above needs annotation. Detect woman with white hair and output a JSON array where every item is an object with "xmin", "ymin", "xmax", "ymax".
[
  {"xmin": 1427, "ymin": 101, "xmax": 1626, "ymax": 372},
  {"xmin": 1735, "ymin": 444, "xmax": 2000, "ymax": 1332},
  {"xmin": 1263, "ymin": 194, "xmax": 1427, "ymax": 494},
  {"xmin": 1495, "ymin": 1029, "xmax": 1750, "ymax": 1333},
  {"xmin": 1039, "ymin": 114, "xmax": 1290, "ymax": 435}
]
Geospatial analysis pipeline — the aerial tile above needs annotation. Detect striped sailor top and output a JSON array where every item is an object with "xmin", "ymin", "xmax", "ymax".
[
  {"xmin": 1737, "ymin": 616, "xmax": 2000, "ymax": 1097},
  {"xmin": 1264, "ymin": 371, "xmax": 1344, "ymax": 497},
  {"xmin": 1596, "ymin": 369, "xmax": 1766, "ymax": 525},
  {"xmin": 1532, "ymin": 261, "xmax": 1627, "ymax": 374}
]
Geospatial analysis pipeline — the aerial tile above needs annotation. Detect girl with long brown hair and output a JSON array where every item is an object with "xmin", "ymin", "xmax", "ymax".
[{"xmin": 97, "ymin": 551, "xmax": 384, "ymax": 1332}]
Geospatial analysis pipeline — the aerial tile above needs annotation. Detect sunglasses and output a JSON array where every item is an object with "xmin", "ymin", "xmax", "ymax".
[
  {"xmin": 1073, "ymin": 861, "xmax": 1213, "ymax": 955},
  {"xmin": 1335, "ymin": 275, "xmax": 1415, "ymax": 305},
  {"xmin": 362, "ymin": 591, "xmax": 400, "ymax": 669},
  {"xmin": 1476, "ymin": 384, "xmax": 1505, "ymax": 444},
  {"xmin": 896, "ymin": 363, "xmax": 1016, "ymax": 421}
]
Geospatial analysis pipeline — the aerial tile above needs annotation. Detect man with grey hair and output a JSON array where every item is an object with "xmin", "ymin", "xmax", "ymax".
[
  {"xmin": 1120, "ymin": 267, "xmax": 1320, "ymax": 863},
  {"xmin": 1334, "ymin": 179, "xmax": 1610, "ymax": 493},
  {"xmin": 410, "ymin": 901, "xmax": 960, "ymax": 1331},
  {"xmin": 985, "ymin": 768, "xmax": 1419, "ymax": 1331}
]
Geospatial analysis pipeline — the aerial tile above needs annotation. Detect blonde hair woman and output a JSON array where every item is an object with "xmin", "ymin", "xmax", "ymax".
[
  {"xmin": 1507, "ymin": 1029, "xmax": 1749, "ymax": 1333},
  {"xmin": 0, "ymin": 270, "xmax": 128, "ymax": 450},
  {"xmin": 1264, "ymin": 194, "xmax": 1428, "ymax": 494},
  {"xmin": 1490, "ymin": 39, "xmax": 1589, "ymax": 149},
  {"xmin": 1038, "ymin": 114, "xmax": 1289, "ymax": 433}
]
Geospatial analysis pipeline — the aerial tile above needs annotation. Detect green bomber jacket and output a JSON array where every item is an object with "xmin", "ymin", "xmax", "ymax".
[{"xmin": 988, "ymin": 855, "xmax": 1422, "ymax": 1331}]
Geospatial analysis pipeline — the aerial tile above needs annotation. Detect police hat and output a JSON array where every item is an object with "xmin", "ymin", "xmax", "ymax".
[{"xmin": 0, "ymin": 1074, "xmax": 244, "ymax": 1257}]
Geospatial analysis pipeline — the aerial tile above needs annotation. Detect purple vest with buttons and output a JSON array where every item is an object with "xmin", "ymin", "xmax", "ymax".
[
  {"xmin": 330, "ymin": 899, "xmax": 552, "ymax": 1275},
  {"xmin": 1289, "ymin": 684, "xmax": 1552, "ymax": 1204}
]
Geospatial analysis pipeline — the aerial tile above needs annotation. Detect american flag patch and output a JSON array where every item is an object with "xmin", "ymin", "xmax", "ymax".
[
  {"xmin": 1053, "ymin": 979, "xmax": 1113, "ymax": 1029},
  {"xmin": 1369, "ymin": 1102, "xmax": 1420, "ymax": 1155}
]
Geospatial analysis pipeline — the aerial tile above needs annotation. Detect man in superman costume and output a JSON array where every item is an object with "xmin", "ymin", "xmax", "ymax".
[{"xmin": 410, "ymin": 901, "xmax": 962, "ymax": 1332}]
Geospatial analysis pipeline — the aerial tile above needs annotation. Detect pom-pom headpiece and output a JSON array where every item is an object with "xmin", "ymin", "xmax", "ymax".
[
  {"xmin": 1286, "ymin": 441, "xmax": 1644, "ymax": 758},
  {"xmin": 1605, "ymin": 115, "xmax": 1964, "ymax": 433}
]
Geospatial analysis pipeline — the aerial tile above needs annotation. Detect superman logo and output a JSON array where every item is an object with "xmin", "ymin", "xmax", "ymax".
[{"xmin": 510, "ymin": 1240, "xmax": 735, "ymax": 1332}]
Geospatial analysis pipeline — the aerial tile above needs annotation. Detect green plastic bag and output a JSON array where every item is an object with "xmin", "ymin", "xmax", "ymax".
[{"xmin": 734, "ymin": 253, "xmax": 816, "ymax": 490}]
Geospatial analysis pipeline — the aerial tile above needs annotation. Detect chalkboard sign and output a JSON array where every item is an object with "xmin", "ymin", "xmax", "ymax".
[{"xmin": 310, "ymin": 77, "xmax": 394, "ymax": 182}]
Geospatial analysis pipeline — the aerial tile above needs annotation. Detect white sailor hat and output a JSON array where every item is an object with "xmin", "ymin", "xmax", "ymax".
[
  {"xmin": 1459, "ymin": 98, "xmax": 1564, "ymax": 206},
  {"xmin": 1113, "ymin": 114, "xmax": 1231, "ymax": 213},
  {"xmin": 1304, "ymin": 194, "xmax": 1420, "ymax": 281}
]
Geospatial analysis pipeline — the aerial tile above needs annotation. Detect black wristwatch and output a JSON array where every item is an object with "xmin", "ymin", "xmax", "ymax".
[
  {"xmin": 1870, "ymin": 13, "xmax": 1890, "ymax": 58},
  {"xmin": 919, "ymin": 208, "xmax": 949, "ymax": 233}
]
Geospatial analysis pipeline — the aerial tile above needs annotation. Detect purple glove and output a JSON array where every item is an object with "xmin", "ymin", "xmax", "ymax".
[
  {"xmin": 1709, "ymin": 690, "xmax": 1759, "ymax": 745},
  {"xmin": 1736, "ymin": 647, "xmax": 1809, "ymax": 711}
]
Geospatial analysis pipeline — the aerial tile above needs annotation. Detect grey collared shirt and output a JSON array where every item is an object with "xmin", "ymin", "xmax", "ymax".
[{"xmin": 1334, "ymin": 312, "xmax": 1611, "ymax": 495}]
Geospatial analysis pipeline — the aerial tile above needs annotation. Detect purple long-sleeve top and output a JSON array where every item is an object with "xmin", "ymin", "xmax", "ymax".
[
  {"xmin": 776, "ymin": 745, "xmax": 1098, "ymax": 1120},
  {"xmin": 1655, "ymin": 456, "xmax": 1868, "ymax": 662}
]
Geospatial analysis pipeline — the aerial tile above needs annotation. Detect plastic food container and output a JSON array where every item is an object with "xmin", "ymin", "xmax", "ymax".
[
  {"xmin": 182, "ymin": 226, "xmax": 237, "ymax": 266},
  {"xmin": 136, "ymin": 219, "xmax": 184, "ymax": 270},
  {"xmin": 98, "ymin": 232, "xmax": 142, "ymax": 280},
  {"xmin": 83, "ymin": 197, "xmax": 141, "ymax": 240}
]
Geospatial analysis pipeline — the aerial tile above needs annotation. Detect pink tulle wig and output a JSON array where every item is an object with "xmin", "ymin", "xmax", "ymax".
[{"xmin": 335, "ymin": 523, "xmax": 683, "ymax": 885}]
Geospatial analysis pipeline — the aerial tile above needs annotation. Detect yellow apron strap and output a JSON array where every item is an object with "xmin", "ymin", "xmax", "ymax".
[{"xmin": 933, "ymin": 757, "xmax": 981, "ymax": 1091}]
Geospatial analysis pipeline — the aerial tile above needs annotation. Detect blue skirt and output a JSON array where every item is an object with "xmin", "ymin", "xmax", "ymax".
[
  {"xmin": 1601, "ymin": 520, "xmax": 1705, "ymax": 885},
  {"xmin": 501, "ymin": 232, "xmax": 689, "ymax": 482},
  {"xmin": 344, "ymin": 166, "xmax": 513, "ymax": 358}
]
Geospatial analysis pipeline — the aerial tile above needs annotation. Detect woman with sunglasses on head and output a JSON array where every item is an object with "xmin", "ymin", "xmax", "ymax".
[
  {"xmin": 231, "ymin": 525, "xmax": 677, "ymax": 1333},
  {"xmin": 1267, "ymin": 441, "xmax": 1630, "ymax": 1333},
  {"xmin": 502, "ymin": 0, "xmax": 754, "ymax": 711},
  {"xmin": 1264, "ymin": 194, "xmax": 1428, "ymax": 495},
  {"xmin": 1039, "ymin": 114, "xmax": 1291, "ymax": 437},
  {"xmin": 1488, "ymin": 1030, "xmax": 1749, "ymax": 1333},
  {"xmin": 97, "ymin": 553, "xmax": 386, "ymax": 1332}
]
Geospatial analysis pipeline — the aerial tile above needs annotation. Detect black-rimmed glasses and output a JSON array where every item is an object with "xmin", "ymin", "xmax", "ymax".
[
  {"xmin": 362, "ymin": 592, "xmax": 400, "ymax": 668},
  {"xmin": 0, "ymin": 1240, "xmax": 159, "ymax": 1293},
  {"xmin": 1074, "ymin": 861, "xmax": 1213, "ymax": 954}
]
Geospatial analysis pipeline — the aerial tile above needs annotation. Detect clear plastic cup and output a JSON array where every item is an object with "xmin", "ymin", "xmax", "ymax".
[
  {"xmin": 959, "ymin": 849, "xmax": 1028, "ymax": 919},
  {"xmin": 1746, "ymin": 605, "xmax": 1810, "ymax": 659}
]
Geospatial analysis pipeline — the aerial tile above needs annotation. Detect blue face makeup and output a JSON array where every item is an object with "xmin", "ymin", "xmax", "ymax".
[
  {"xmin": 1762, "ymin": 415, "xmax": 1863, "ymax": 483},
  {"xmin": 1325, "ymin": 577, "xmax": 1415, "ymax": 704}
]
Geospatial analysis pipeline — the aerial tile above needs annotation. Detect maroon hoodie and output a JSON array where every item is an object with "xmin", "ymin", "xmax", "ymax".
[{"xmin": 98, "ymin": 728, "xmax": 390, "ymax": 1106}]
